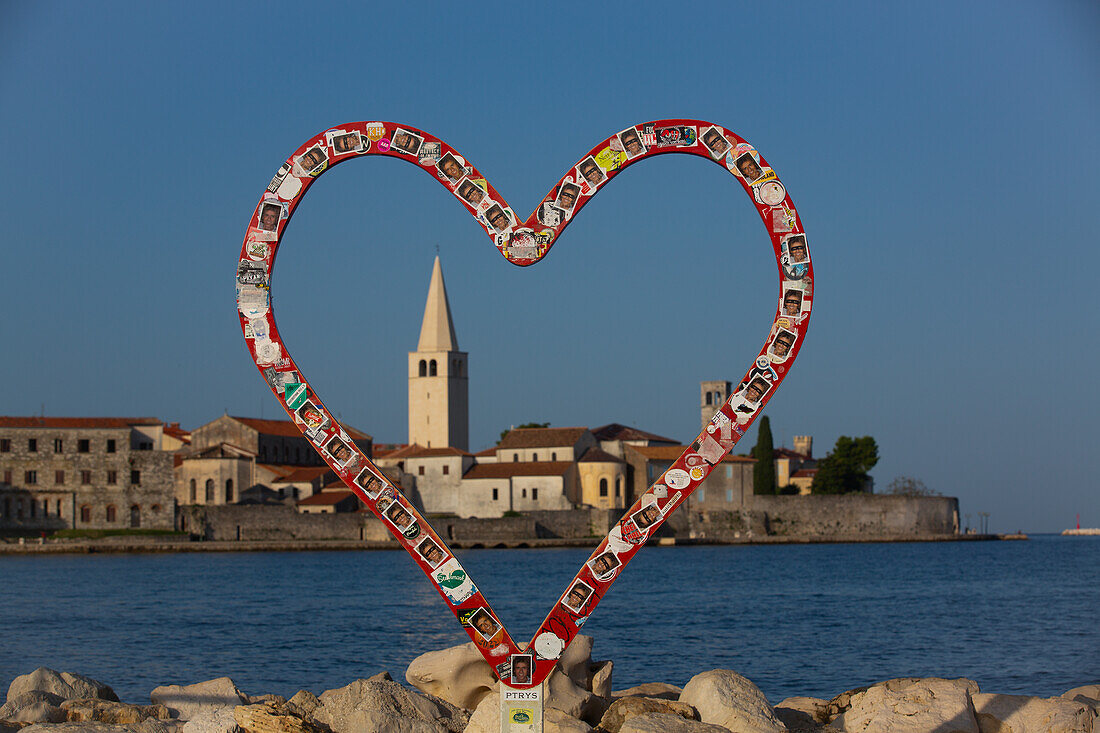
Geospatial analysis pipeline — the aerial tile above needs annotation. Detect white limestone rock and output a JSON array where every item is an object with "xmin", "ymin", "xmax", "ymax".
[
  {"xmin": 973, "ymin": 692, "xmax": 1098, "ymax": 733},
  {"xmin": 832, "ymin": 677, "xmax": 980, "ymax": 732},
  {"xmin": 678, "ymin": 669, "xmax": 785, "ymax": 733},
  {"xmin": 0, "ymin": 690, "xmax": 66, "ymax": 723},
  {"xmin": 618, "ymin": 712, "xmax": 730, "ymax": 732},
  {"xmin": 591, "ymin": 661, "xmax": 614, "ymax": 699},
  {"xmin": 313, "ymin": 678, "xmax": 467, "ymax": 733},
  {"xmin": 180, "ymin": 707, "xmax": 240, "ymax": 733},
  {"xmin": 464, "ymin": 692, "xmax": 592, "ymax": 733},
  {"xmin": 285, "ymin": 690, "xmax": 320, "ymax": 719},
  {"xmin": 150, "ymin": 678, "xmax": 247, "ymax": 722},
  {"xmin": 597, "ymin": 695, "xmax": 699, "ymax": 733},
  {"xmin": 6, "ymin": 668, "xmax": 118, "ymax": 703},
  {"xmin": 20, "ymin": 722, "xmax": 181, "ymax": 732},
  {"xmin": 774, "ymin": 696, "xmax": 831, "ymax": 731},
  {"xmin": 1064, "ymin": 685, "xmax": 1100, "ymax": 713},
  {"xmin": 405, "ymin": 642, "xmax": 497, "ymax": 709},
  {"xmin": 612, "ymin": 683, "xmax": 683, "ymax": 701},
  {"xmin": 62, "ymin": 698, "xmax": 173, "ymax": 724}
]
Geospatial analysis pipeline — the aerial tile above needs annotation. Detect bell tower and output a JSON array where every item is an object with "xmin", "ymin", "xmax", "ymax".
[
  {"xmin": 700, "ymin": 380, "xmax": 732, "ymax": 431},
  {"xmin": 408, "ymin": 256, "xmax": 469, "ymax": 450}
]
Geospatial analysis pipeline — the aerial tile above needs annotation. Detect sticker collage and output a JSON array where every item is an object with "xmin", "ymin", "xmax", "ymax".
[{"xmin": 238, "ymin": 119, "xmax": 813, "ymax": 690}]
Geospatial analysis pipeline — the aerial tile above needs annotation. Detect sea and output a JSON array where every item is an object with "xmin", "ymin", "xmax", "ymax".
[{"xmin": 1, "ymin": 535, "xmax": 1097, "ymax": 705}]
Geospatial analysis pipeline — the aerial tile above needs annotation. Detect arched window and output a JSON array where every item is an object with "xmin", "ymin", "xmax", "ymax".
[
  {"xmin": 225, "ymin": 479, "xmax": 234, "ymax": 503},
  {"xmin": 30, "ymin": 500, "xmax": 36, "ymax": 518},
  {"xmin": 706, "ymin": 392, "xmax": 713, "ymax": 405},
  {"xmin": 532, "ymin": 453, "xmax": 538, "ymax": 462},
  {"xmin": 615, "ymin": 478, "xmax": 621, "ymax": 497},
  {"xmin": 456, "ymin": 361, "xmax": 462, "ymax": 376},
  {"xmin": 419, "ymin": 359, "xmax": 427, "ymax": 377},
  {"xmin": 429, "ymin": 360, "xmax": 437, "ymax": 376},
  {"xmin": 599, "ymin": 478, "xmax": 608, "ymax": 497},
  {"xmin": 513, "ymin": 454, "xmax": 519, "ymax": 462},
  {"xmin": 106, "ymin": 505, "xmax": 117, "ymax": 523},
  {"xmin": 151, "ymin": 504, "xmax": 162, "ymax": 514},
  {"xmin": 205, "ymin": 479, "xmax": 214, "ymax": 501},
  {"xmin": 189, "ymin": 479, "xmax": 197, "ymax": 502},
  {"xmin": 714, "ymin": 391, "xmax": 721, "ymax": 404},
  {"xmin": 80, "ymin": 505, "xmax": 91, "ymax": 523},
  {"xmin": 130, "ymin": 505, "xmax": 140, "ymax": 528},
  {"xmin": 551, "ymin": 452, "xmax": 556, "ymax": 461}
]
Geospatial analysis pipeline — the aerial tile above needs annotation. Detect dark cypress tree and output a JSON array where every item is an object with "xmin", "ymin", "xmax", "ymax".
[{"xmin": 752, "ymin": 416, "xmax": 777, "ymax": 495}]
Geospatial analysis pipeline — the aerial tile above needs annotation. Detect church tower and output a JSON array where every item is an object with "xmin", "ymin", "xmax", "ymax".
[
  {"xmin": 408, "ymin": 256, "xmax": 468, "ymax": 450},
  {"xmin": 700, "ymin": 380, "xmax": 732, "ymax": 431}
]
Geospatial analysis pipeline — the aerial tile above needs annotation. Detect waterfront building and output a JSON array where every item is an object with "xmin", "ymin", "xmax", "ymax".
[{"xmin": 0, "ymin": 417, "xmax": 176, "ymax": 531}]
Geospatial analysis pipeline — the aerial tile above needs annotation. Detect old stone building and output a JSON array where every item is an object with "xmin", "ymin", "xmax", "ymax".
[
  {"xmin": 0, "ymin": 417, "xmax": 176, "ymax": 531},
  {"xmin": 175, "ymin": 415, "xmax": 370, "ymax": 508}
]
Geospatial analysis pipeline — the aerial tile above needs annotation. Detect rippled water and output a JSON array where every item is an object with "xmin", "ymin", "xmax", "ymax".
[{"xmin": 1, "ymin": 535, "xmax": 1096, "ymax": 704}]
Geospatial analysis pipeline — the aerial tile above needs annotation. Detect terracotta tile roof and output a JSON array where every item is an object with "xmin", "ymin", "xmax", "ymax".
[
  {"xmin": 373, "ymin": 443, "xmax": 408, "ymax": 457},
  {"xmin": 324, "ymin": 479, "xmax": 352, "ymax": 490},
  {"xmin": 497, "ymin": 427, "xmax": 589, "ymax": 450},
  {"xmin": 274, "ymin": 466, "xmax": 330, "ymax": 483},
  {"xmin": 578, "ymin": 447, "xmax": 626, "ymax": 464},
  {"xmin": 405, "ymin": 446, "xmax": 470, "ymax": 458},
  {"xmin": 0, "ymin": 416, "xmax": 162, "ymax": 429},
  {"xmin": 232, "ymin": 416, "xmax": 372, "ymax": 441},
  {"xmin": 774, "ymin": 447, "xmax": 811, "ymax": 460},
  {"xmin": 474, "ymin": 446, "xmax": 498, "ymax": 457},
  {"xmin": 627, "ymin": 445, "xmax": 755, "ymax": 464},
  {"xmin": 255, "ymin": 463, "xmax": 299, "ymax": 479},
  {"xmin": 186, "ymin": 443, "xmax": 257, "ymax": 459},
  {"xmin": 297, "ymin": 490, "xmax": 357, "ymax": 506},
  {"xmin": 463, "ymin": 461, "xmax": 572, "ymax": 480},
  {"xmin": 591, "ymin": 423, "xmax": 677, "ymax": 444},
  {"xmin": 162, "ymin": 422, "xmax": 191, "ymax": 442},
  {"xmin": 378, "ymin": 443, "xmax": 424, "ymax": 459},
  {"xmin": 792, "ymin": 468, "xmax": 818, "ymax": 478}
]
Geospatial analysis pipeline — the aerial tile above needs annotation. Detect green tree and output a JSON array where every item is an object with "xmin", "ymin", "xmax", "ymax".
[
  {"xmin": 811, "ymin": 436, "xmax": 879, "ymax": 494},
  {"xmin": 498, "ymin": 422, "xmax": 550, "ymax": 444},
  {"xmin": 885, "ymin": 476, "xmax": 940, "ymax": 496},
  {"xmin": 751, "ymin": 416, "xmax": 777, "ymax": 495}
]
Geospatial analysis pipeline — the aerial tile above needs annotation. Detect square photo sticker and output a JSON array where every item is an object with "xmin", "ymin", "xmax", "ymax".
[
  {"xmin": 391, "ymin": 127, "xmax": 424, "ymax": 156},
  {"xmin": 701, "ymin": 126, "xmax": 732, "ymax": 159},
  {"xmin": 561, "ymin": 580, "xmax": 594, "ymax": 613},
  {"xmin": 617, "ymin": 126, "xmax": 647, "ymax": 159}
]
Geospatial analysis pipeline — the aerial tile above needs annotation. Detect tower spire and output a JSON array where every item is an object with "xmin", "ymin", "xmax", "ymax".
[{"xmin": 417, "ymin": 256, "xmax": 458, "ymax": 352}]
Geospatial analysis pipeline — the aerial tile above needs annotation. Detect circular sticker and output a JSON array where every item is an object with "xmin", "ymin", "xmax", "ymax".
[
  {"xmin": 665, "ymin": 468, "xmax": 690, "ymax": 490},
  {"xmin": 254, "ymin": 339, "xmax": 280, "ymax": 364},
  {"xmin": 689, "ymin": 466, "xmax": 706, "ymax": 481},
  {"xmin": 534, "ymin": 632, "xmax": 565, "ymax": 660},
  {"xmin": 758, "ymin": 180, "xmax": 786, "ymax": 206},
  {"xmin": 377, "ymin": 138, "xmax": 391, "ymax": 153}
]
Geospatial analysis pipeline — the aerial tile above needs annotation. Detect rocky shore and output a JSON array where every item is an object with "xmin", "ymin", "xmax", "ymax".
[{"xmin": 2, "ymin": 638, "xmax": 1095, "ymax": 732}]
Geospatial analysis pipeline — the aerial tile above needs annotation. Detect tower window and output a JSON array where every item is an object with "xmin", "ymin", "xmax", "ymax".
[
  {"xmin": 429, "ymin": 360, "xmax": 437, "ymax": 376},
  {"xmin": 492, "ymin": 488, "xmax": 498, "ymax": 500},
  {"xmin": 706, "ymin": 392, "xmax": 713, "ymax": 405},
  {"xmin": 532, "ymin": 453, "xmax": 538, "ymax": 462},
  {"xmin": 599, "ymin": 478, "xmax": 608, "ymax": 497},
  {"xmin": 419, "ymin": 359, "xmax": 427, "ymax": 377}
]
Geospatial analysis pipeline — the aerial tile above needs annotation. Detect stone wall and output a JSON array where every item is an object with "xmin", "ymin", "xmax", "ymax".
[
  {"xmin": 746, "ymin": 494, "xmax": 960, "ymax": 538},
  {"xmin": 179, "ymin": 505, "xmax": 393, "ymax": 542}
]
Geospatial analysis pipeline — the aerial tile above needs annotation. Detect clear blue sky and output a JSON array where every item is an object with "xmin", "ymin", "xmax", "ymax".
[{"xmin": 1, "ymin": 1, "xmax": 1096, "ymax": 533}]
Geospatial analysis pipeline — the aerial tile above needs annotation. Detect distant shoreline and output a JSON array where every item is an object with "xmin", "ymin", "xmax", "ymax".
[{"xmin": 0, "ymin": 532, "xmax": 1018, "ymax": 555}]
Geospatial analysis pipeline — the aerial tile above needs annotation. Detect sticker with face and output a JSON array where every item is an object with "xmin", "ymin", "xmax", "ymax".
[
  {"xmin": 436, "ymin": 152, "xmax": 466, "ymax": 183},
  {"xmin": 295, "ymin": 145, "xmax": 328, "ymax": 176},
  {"xmin": 354, "ymin": 468, "xmax": 385, "ymax": 498},
  {"xmin": 561, "ymin": 579, "xmax": 594, "ymax": 613},
  {"xmin": 456, "ymin": 178, "xmax": 486, "ymax": 207},
  {"xmin": 257, "ymin": 201, "xmax": 282, "ymax": 232},
  {"xmin": 324, "ymin": 435, "xmax": 354, "ymax": 466},
  {"xmin": 701, "ymin": 126, "xmax": 731, "ymax": 159},
  {"xmin": 390, "ymin": 127, "xmax": 424, "ymax": 156},
  {"xmin": 469, "ymin": 608, "xmax": 501, "ymax": 641},
  {"xmin": 484, "ymin": 204, "xmax": 512, "ymax": 233},
  {"xmin": 617, "ymin": 126, "xmax": 647, "ymax": 159},
  {"xmin": 783, "ymin": 234, "xmax": 809, "ymax": 264},
  {"xmin": 510, "ymin": 654, "xmax": 533, "ymax": 685},
  {"xmin": 782, "ymin": 288, "xmax": 805, "ymax": 317},
  {"xmin": 768, "ymin": 329, "xmax": 798, "ymax": 361},
  {"xmin": 733, "ymin": 151, "xmax": 765, "ymax": 183},
  {"xmin": 416, "ymin": 536, "xmax": 447, "ymax": 568},
  {"xmin": 328, "ymin": 130, "xmax": 366, "ymax": 155},
  {"xmin": 741, "ymin": 375, "xmax": 773, "ymax": 404},
  {"xmin": 576, "ymin": 156, "xmax": 606, "ymax": 192},
  {"xmin": 384, "ymin": 501, "xmax": 414, "ymax": 530},
  {"xmin": 587, "ymin": 550, "xmax": 621, "ymax": 581},
  {"xmin": 631, "ymin": 503, "xmax": 662, "ymax": 530},
  {"xmin": 555, "ymin": 181, "xmax": 580, "ymax": 213}
]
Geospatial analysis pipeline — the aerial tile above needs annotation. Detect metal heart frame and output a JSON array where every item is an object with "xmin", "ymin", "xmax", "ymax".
[{"xmin": 237, "ymin": 119, "xmax": 813, "ymax": 689}]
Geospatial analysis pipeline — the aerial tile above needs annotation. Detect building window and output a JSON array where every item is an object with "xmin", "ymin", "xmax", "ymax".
[
  {"xmin": 726, "ymin": 465, "xmax": 733, "ymax": 478},
  {"xmin": 551, "ymin": 452, "xmax": 556, "ymax": 461},
  {"xmin": 30, "ymin": 499, "xmax": 36, "ymax": 518},
  {"xmin": 599, "ymin": 478, "xmax": 608, "ymax": 497},
  {"xmin": 81, "ymin": 470, "xmax": 92, "ymax": 485},
  {"xmin": 225, "ymin": 479, "xmax": 233, "ymax": 503},
  {"xmin": 615, "ymin": 478, "xmax": 621, "ymax": 497},
  {"xmin": 418, "ymin": 466, "xmax": 425, "ymax": 476},
  {"xmin": 699, "ymin": 488, "xmax": 706, "ymax": 502},
  {"xmin": 78, "ymin": 439, "xmax": 90, "ymax": 453},
  {"xmin": 107, "ymin": 470, "xmax": 117, "ymax": 485},
  {"xmin": 42, "ymin": 499, "xmax": 49, "ymax": 517},
  {"xmin": 522, "ymin": 488, "xmax": 527, "ymax": 498},
  {"xmin": 54, "ymin": 438, "xmax": 63, "ymax": 452},
  {"xmin": 2, "ymin": 470, "xmax": 9, "ymax": 484},
  {"xmin": 130, "ymin": 470, "xmax": 140, "ymax": 485},
  {"xmin": 492, "ymin": 488, "xmax": 499, "ymax": 500},
  {"xmin": 56, "ymin": 499, "xmax": 61, "ymax": 516},
  {"xmin": 28, "ymin": 438, "xmax": 37, "ymax": 452},
  {"xmin": 190, "ymin": 479, "xmax": 197, "ymax": 502},
  {"xmin": 532, "ymin": 453, "xmax": 538, "ymax": 462},
  {"xmin": 80, "ymin": 505, "xmax": 91, "ymax": 523},
  {"xmin": 429, "ymin": 359, "xmax": 437, "ymax": 376},
  {"xmin": 706, "ymin": 392, "xmax": 713, "ymax": 405},
  {"xmin": 0, "ymin": 438, "xmax": 9, "ymax": 452},
  {"xmin": 513, "ymin": 454, "xmax": 519, "ymax": 462},
  {"xmin": 130, "ymin": 505, "xmax": 140, "ymax": 528},
  {"xmin": 419, "ymin": 359, "xmax": 427, "ymax": 377},
  {"xmin": 106, "ymin": 439, "xmax": 116, "ymax": 453},
  {"xmin": 151, "ymin": 504, "xmax": 161, "ymax": 514},
  {"xmin": 25, "ymin": 470, "xmax": 37, "ymax": 485},
  {"xmin": 442, "ymin": 465, "xmax": 449, "ymax": 475},
  {"xmin": 205, "ymin": 479, "xmax": 214, "ymax": 501},
  {"xmin": 726, "ymin": 488, "xmax": 734, "ymax": 503},
  {"xmin": 532, "ymin": 488, "xmax": 538, "ymax": 500},
  {"xmin": 55, "ymin": 470, "xmax": 65, "ymax": 484},
  {"xmin": 106, "ymin": 505, "xmax": 117, "ymax": 523}
]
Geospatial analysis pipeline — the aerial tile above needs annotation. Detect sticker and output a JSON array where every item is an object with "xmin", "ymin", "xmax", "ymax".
[
  {"xmin": 587, "ymin": 550, "xmax": 621, "ymax": 582},
  {"xmin": 576, "ymin": 156, "xmax": 606, "ymax": 192},
  {"xmin": 376, "ymin": 137, "xmax": 391, "ymax": 153},
  {"xmin": 654, "ymin": 125, "xmax": 697, "ymax": 147},
  {"xmin": 254, "ymin": 339, "xmax": 281, "ymax": 365},
  {"xmin": 664, "ymin": 468, "xmax": 690, "ymax": 490},
  {"xmin": 284, "ymin": 383, "xmax": 308, "ymax": 409},
  {"xmin": 414, "ymin": 536, "xmax": 445, "ymax": 567},
  {"xmin": 468, "ymin": 608, "xmax": 502, "ymax": 641},
  {"xmin": 257, "ymin": 201, "xmax": 283, "ymax": 232},
  {"xmin": 533, "ymin": 632, "xmax": 565, "ymax": 660},
  {"xmin": 247, "ymin": 317, "xmax": 268, "ymax": 341},
  {"xmin": 593, "ymin": 146, "xmax": 626, "ymax": 173},
  {"xmin": 782, "ymin": 234, "xmax": 809, "ymax": 265},
  {"xmin": 295, "ymin": 400, "xmax": 331, "ymax": 437},
  {"xmin": 237, "ymin": 260, "xmax": 268, "ymax": 287},
  {"xmin": 756, "ymin": 179, "xmax": 786, "ymax": 206},
  {"xmin": 390, "ymin": 127, "xmax": 423, "ymax": 156},
  {"xmin": 652, "ymin": 483, "xmax": 668, "ymax": 498},
  {"xmin": 276, "ymin": 173, "xmax": 302, "ymax": 200},
  {"xmin": 555, "ymin": 181, "xmax": 580, "ymax": 213},
  {"xmin": 733, "ymin": 151, "xmax": 765, "ymax": 184},
  {"xmin": 437, "ymin": 152, "xmax": 466, "ymax": 183},
  {"xmin": 701, "ymin": 126, "xmax": 731, "ymax": 159},
  {"xmin": 323, "ymin": 434, "xmax": 354, "ymax": 467},
  {"xmin": 384, "ymin": 501, "xmax": 415, "ymax": 530},
  {"xmin": 617, "ymin": 126, "xmax": 647, "ymax": 159},
  {"xmin": 267, "ymin": 163, "xmax": 291, "ymax": 195},
  {"xmin": 619, "ymin": 518, "xmax": 645, "ymax": 545},
  {"xmin": 631, "ymin": 503, "xmax": 662, "ymax": 530},
  {"xmin": 505, "ymin": 229, "xmax": 539, "ymax": 259},
  {"xmin": 402, "ymin": 520, "xmax": 421, "ymax": 541},
  {"xmin": 327, "ymin": 129, "xmax": 367, "ymax": 155},
  {"xmin": 456, "ymin": 177, "xmax": 487, "ymax": 207},
  {"xmin": 294, "ymin": 145, "xmax": 328, "ymax": 176},
  {"xmin": 485, "ymin": 203, "xmax": 512, "ymax": 232},
  {"xmin": 364, "ymin": 122, "xmax": 386, "ymax": 141},
  {"xmin": 510, "ymin": 653, "xmax": 534, "ymax": 685},
  {"xmin": 246, "ymin": 239, "xmax": 270, "ymax": 261},
  {"xmin": 434, "ymin": 558, "xmax": 477, "ymax": 604},
  {"xmin": 782, "ymin": 287, "xmax": 806, "ymax": 318},
  {"xmin": 767, "ymin": 329, "xmax": 797, "ymax": 362},
  {"xmin": 692, "ymin": 433, "xmax": 727, "ymax": 465},
  {"xmin": 561, "ymin": 580, "xmax": 594, "ymax": 613},
  {"xmin": 418, "ymin": 141, "xmax": 442, "ymax": 165},
  {"xmin": 537, "ymin": 201, "xmax": 565, "ymax": 227}
]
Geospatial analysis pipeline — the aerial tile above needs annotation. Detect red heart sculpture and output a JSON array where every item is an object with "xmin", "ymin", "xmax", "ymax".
[{"xmin": 237, "ymin": 120, "xmax": 812, "ymax": 688}]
